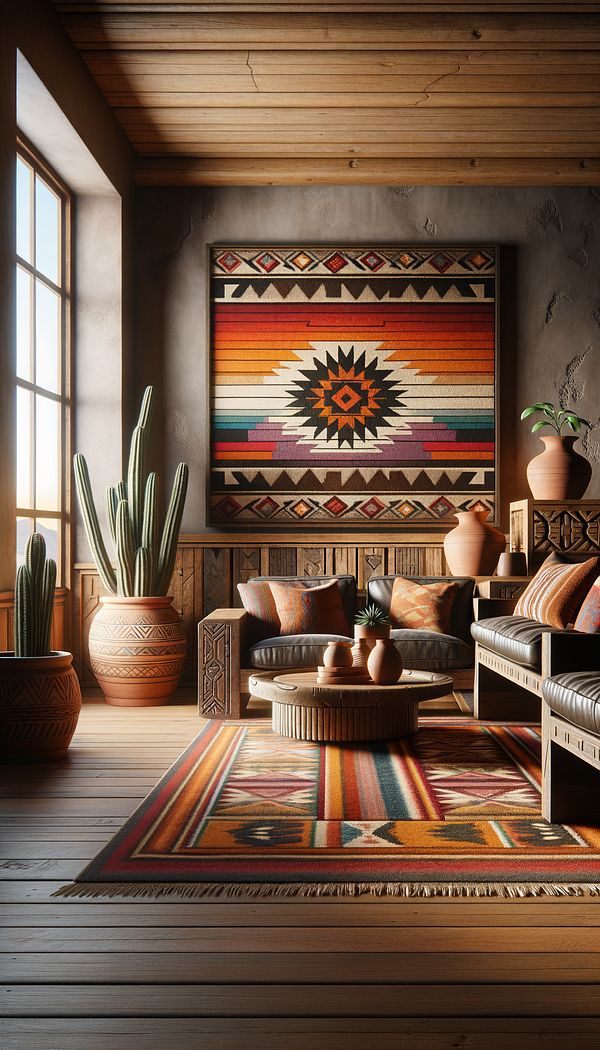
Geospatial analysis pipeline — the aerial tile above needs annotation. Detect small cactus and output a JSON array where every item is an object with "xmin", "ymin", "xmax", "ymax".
[
  {"xmin": 73, "ymin": 387, "xmax": 189, "ymax": 597},
  {"xmin": 354, "ymin": 603, "xmax": 391, "ymax": 627},
  {"xmin": 14, "ymin": 534, "xmax": 56, "ymax": 657}
]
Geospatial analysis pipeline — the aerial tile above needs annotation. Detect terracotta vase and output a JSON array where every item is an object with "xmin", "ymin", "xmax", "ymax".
[
  {"xmin": 354, "ymin": 623, "xmax": 391, "ymax": 653},
  {"xmin": 443, "ymin": 509, "xmax": 506, "ymax": 577},
  {"xmin": 367, "ymin": 638, "xmax": 404, "ymax": 686},
  {"xmin": 351, "ymin": 637, "xmax": 370, "ymax": 673},
  {"xmin": 0, "ymin": 651, "xmax": 82, "ymax": 761},
  {"xmin": 526, "ymin": 434, "xmax": 592, "ymax": 499},
  {"xmin": 323, "ymin": 640, "xmax": 353, "ymax": 669},
  {"xmin": 89, "ymin": 596, "xmax": 186, "ymax": 707}
]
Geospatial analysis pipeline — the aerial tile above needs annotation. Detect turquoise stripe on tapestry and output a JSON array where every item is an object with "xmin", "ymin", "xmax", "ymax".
[{"xmin": 372, "ymin": 747, "xmax": 413, "ymax": 818}]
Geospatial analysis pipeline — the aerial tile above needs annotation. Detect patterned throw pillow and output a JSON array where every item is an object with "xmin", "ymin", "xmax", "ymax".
[
  {"xmin": 573, "ymin": 576, "xmax": 600, "ymax": 633},
  {"xmin": 269, "ymin": 579, "xmax": 350, "ymax": 636},
  {"xmin": 389, "ymin": 577, "xmax": 459, "ymax": 634},
  {"xmin": 514, "ymin": 556, "xmax": 600, "ymax": 628},
  {"xmin": 237, "ymin": 581, "xmax": 281, "ymax": 642}
]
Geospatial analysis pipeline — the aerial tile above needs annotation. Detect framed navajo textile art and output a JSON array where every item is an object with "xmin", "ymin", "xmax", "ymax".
[{"xmin": 209, "ymin": 246, "xmax": 497, "ymax": 528}]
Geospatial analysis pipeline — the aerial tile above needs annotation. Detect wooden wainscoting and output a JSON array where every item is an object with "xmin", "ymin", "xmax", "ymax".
[
  {"xmin": 74, "ymin": 532, "xmax": 449, "ymax": 687},
  {"xmin": 0, "ymin": 588, "xmax": 69, "ymax": 654}
]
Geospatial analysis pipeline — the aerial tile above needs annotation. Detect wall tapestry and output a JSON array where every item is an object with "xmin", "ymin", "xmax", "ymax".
[{"xmin": 209, "ymin": 246, "xmax": 497, "ymax": 527}]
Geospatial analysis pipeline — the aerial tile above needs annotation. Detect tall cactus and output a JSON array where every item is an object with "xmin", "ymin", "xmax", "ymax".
[
  {"xmin": 14, "ymin": 534, "xmax": 56, "ymax": 657},
  {"xmin": 73, "ymin": 386, "xmax": 189, "ymax": 597}
]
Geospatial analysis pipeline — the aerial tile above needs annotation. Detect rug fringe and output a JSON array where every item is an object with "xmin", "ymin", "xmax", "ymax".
[{"xmin": 52, "ymin": 880, "xmax": 600, "ymax": 901}]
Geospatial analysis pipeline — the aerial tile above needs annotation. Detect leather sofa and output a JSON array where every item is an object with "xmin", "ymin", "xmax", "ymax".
[
  {"xmin": 198, "ymin": 573, "xmax": 476, "ymax": 719},
  {"xmin": 540, "ymin": 634, "xmax": 600, "ymax": 823},
  {"xmin": 471, "ymin": 596, "xmax": 598, "ymax": 722}
]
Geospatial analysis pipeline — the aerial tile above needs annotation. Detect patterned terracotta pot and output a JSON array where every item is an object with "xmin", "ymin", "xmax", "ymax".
[
  {"xmin": 0, "ymin": 651, "xmax": 82, "ymax": 761},
  {"xmin": 89, "ymin": 597, "xmax": 186, "ymax": 707},
  {"xmin": 443, "ymin": 509, "xmax": 506, "ymax": 577},
  {"xmin": 526, "ymin": 434, "xmax": 592, "ymax": 499},
  {"xmin": 367, "ymin": 638, "xmax": 404, "ymax": 685}
]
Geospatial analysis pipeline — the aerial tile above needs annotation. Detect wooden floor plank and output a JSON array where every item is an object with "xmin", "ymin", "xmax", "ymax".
[
  {"xmin": 3, "ymin": 983, "xmax": 600, "ymax": 1016},
  {"xmin": 3, "ymin": 950, "xmax": 600, "ymax": 983}
]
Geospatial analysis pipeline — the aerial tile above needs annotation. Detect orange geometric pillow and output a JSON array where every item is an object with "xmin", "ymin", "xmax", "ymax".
[
  {"xmin": 389, "ymin": 576, "xmax": 459, "ymax": 634},
  {"xmin": 269, "ymin": 579, "xmax": 350, "ymax": 636},
  {"xmin": 514, "ymin": 556, "xmax": 600, "ymax": 628}
]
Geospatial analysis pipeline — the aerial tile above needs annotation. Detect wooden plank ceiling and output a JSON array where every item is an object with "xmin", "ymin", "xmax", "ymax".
[{"xmin": 52, "ymin": 1, "xmax": 600, "ymax": 184}]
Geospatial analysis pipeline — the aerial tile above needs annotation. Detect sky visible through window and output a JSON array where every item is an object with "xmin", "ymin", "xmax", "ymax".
[{"xmin": 15, "ymin": 152, "xmax": 65, "ymax": 570}]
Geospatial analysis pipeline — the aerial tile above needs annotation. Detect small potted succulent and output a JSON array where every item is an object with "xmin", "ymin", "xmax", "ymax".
[
  {"xmin": 520, "ymin": 401, "xmax": 592, "ymax": 499},
  {"xmin": 0, "ymin": 534, "xmax": 81, "ymax": 760},
  {"xmin": 74, "ymin": 386, "xmax": 189, "ymax": 706},
  {"xmin": 354, "ymin": 603, "xmax": 391, "ymax": 643}
]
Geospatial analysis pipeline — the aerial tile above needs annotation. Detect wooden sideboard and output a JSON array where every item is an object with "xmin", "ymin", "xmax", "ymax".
[
  {"xmin": 509, "ymin": 499, "xmax": 600, "ymax": 572},
  {"xmin": 74, "ymin": 531, "xmax": 451, "ymax": 687}
]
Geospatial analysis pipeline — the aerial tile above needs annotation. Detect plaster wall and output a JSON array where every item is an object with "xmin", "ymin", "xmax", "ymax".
[{"xmin": 135, "ymin": 184, "xmax": 600, "ymax": 534}]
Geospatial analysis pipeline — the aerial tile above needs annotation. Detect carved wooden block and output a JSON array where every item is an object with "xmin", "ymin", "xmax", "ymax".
[
  {"xmin": 476, "ymin": 577, "xmax": 530, "ymax": 600},
  {"xmin": 198, "ymin": 608, "xmax": 246, "ymax": 719},
  {"xmin": 510, "ymin": 499, "xmax": 600, "ymax": 571}
]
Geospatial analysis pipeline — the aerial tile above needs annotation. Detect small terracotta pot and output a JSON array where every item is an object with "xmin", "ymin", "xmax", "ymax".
[
  {"xmin": 367, "ymin": 638, "xmax": 403, "ymax": 686},
  {"xmin": 443, "ymin": 509, "xmax": 506, "ymax": 577},
  {"xmin": 526, "ymin": 434, "xmax": 592, "ymax": 500},
  {"xmin": 496, "ymin": 551, "xmax": 528, "ymax": 577},
  {"xmin": 354, "ymin": 623, "xmax": 391, "ymax": 653},
  {"xmin": 0, "ymin": 651, "xmax": 82, "ymax": 761},
  {"xmin": 323, "ymin": 640, "xmax": 353, "ymax": 668},
  {"xmin": 351, "ymin": 637, "xmax": 370, "ymax": 673},
  {"xmin": 89, "ymin": 596, "xmax": 186, "ymax": 707}
]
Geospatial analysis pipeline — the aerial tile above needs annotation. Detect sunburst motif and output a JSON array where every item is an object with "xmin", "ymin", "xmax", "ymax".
[{"xmin": 286, "ymin": 346, "xmax": 405, "ymax": 448}]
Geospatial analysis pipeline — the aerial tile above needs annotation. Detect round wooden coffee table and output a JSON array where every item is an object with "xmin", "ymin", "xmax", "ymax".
[{"xmin": 248, "ymin": 669, "xmax": 453, "ymax": 741}]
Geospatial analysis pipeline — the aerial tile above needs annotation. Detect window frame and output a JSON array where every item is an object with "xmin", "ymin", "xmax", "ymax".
[{"xmin": 15, "ymin": 136, "xmax": 72, "ymax": 587}]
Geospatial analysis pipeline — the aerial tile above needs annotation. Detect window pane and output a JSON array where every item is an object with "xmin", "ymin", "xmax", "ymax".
[
  {"xmin": 35, "ymin": 281, "xmax": 60, "ymax": 393},
  {"xmin": 16, "ymin": 267, "xmax": 33, "ymax": 382},
  {"xmin": 16, "ymin": 387, "xmax": 33, "ymax": 508},
  {"xmin": 35, "ymin": 176, "xmax": 60, "ymax": 285},
  {"xmin": 16, "ymin": 516, "xmax": 34, "ymax": 570},
  {"xmin": 35, "ymin": 517, "xmax": 59, "ymax": 568},
  {"xmin": 35, "ymin": 395, "xmax": 60, "ymax": 511},
  {"xmin": 16, "ymin": 157, "xmax": 32, "ymax": 263}
]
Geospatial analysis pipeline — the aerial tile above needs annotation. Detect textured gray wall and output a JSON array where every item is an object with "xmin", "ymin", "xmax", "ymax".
[{"xmin": 134, "ymin": 185, "xmax": 600, "ymax": 533}]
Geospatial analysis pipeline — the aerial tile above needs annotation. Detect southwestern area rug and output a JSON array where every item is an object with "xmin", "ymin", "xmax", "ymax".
[{"xmin": 58, "ymin": 710, "xmax": 600, "ymax": 900}]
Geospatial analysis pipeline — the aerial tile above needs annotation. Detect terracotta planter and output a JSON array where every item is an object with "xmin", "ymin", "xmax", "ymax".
[
  {"xmin": 0, "ymin": 651, "xmax": 81, "ymax": 761},
  {"xmin": 89, "ymin": 596, "xmax": 186, "ymax": 707},
  {"xmin": 351, "ymin": 637, "xmax": 370, "ymax": 673},
  {"xmin": 354, "ymin": 623, "xmax": 391, "ymax": 653},
  {"xmin": 526, "ymin": 434, "xmax": 592, "ymax": 499},
  {"xmin": 367, "ymin": 638, "xmax": 404, "ymax": 686},
  {"xmin": 443, "ymin": 509, "xmax": 506, "ymax": 577}
]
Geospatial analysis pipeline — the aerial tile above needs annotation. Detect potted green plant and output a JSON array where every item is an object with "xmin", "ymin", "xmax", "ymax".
[
  {"xmin": 74, "ymin": 386, "xmax": 189, "ymax": 706},
  {"xmin": 520, "ymin": 401, "xmax": 592, "ymax": 499},
  {"xmin": 0, "ymin": 534, "xmax": 81, "ymax": 760},
  {"xmin": 354, "ymin": 603, "xmax": 391, "ymax": 643}
]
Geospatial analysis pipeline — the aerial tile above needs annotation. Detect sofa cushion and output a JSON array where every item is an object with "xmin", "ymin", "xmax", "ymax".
[
  {"xmin": 389, "ymin": 577, "xmax": 459, "ymax": 634},
  {"xmin": 573, "ymin": 576, "xmax": 600, "ymax": 634},
  {"xmin": 368, "ymin": 576, "xmax": 475, "ymax": 644},
  {"xmin": 514, "ymin": 556, "xmax": 600, "ymax": 628},
  {"xmin": 391, "ymin": 629, "xmax": 472, "ymax": 671},
  {"xmin": 542, "ymin": 672, "xmax": 600, "ymax": 735},
  {"xmin": 251, "ymin": 575, "xmax": 356, "ymax": 632},
  {"xmin": 248, "ymin": 633, "xmax": 352, "ymax": 670},
  {"xmin": 270, "ymin": 579, "xmax": 350, "ymax": 636},
  {"xmin": 471, "ymin": 615, "xmax": 557, "ymax": 671},
  {"xmin": 237, "ymin": 580, "xmax": 282, "ymax": 642}
]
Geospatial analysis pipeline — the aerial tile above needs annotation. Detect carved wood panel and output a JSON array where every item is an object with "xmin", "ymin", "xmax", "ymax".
[
  {"xmin": 268, "ymin": 547, "xmax": 297, "ymax": 576},
  {"xmin": 297, "ymin": 547, "xmax": 326, "ymax": 577},
  {"xmin": 510, "ymin": 499, "xmax": 600, "ymax": 571},
  {"xmin": 358, "ymin": 547, "xmax": 387, "ymax": 590},
  {"xmin": 232, "ymin": 547, "xmax": 262, "ymax": 606},
  {"xmin": 203, "ymin": 547, "xmax": 231, "ymax": 615}
]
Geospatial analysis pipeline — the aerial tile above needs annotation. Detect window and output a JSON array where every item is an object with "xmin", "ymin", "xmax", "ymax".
[{"xmin": 15, "ymin": 142, "xmax": 71, "ymax": 583}]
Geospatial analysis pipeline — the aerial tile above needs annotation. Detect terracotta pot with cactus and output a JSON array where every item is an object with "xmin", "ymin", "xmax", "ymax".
[
  {"xmin": 0, "ymin": 534, "xmax": 81, "ymax": 760},
  {"xmin": 74, "ymin": 387, "xmax": 189, "ymax": 706},
  {"xmin": 354, "ymin": 603, "xmax": 392, "ymax": 652}
]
